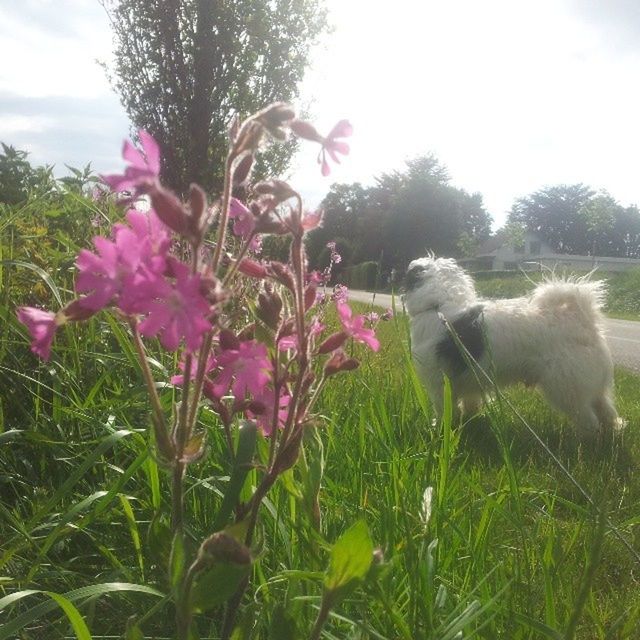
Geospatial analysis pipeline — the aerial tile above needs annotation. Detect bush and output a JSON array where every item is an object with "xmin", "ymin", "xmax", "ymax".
[{"xmin": 342, "ymin": 260, "xmax": 378, "ymax": 290}]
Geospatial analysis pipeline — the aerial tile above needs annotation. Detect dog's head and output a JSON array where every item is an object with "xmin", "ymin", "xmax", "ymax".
[{"xmin": 404, "ymin": 256, "xmax": 477, "ymax": 317}]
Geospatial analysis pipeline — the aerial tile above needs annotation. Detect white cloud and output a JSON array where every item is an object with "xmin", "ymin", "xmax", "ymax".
[
  {"xmin": 2, "ymin": 0, "xmax": 640, "ymax": 229},
  {"xmin": 291, "ymin": 0, "xmax": 640, "ymax": 225},
  {"xmin": 0, "ymin": 114, "xmax": 54, "ymax": 135}
]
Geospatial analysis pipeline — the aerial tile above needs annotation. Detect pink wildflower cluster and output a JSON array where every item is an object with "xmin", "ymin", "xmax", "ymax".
[
  {"xmin": 16, "ymin": 102, "xmax": 376, "ymax": 637},
  {"xmin": 326, "ymin": 241, "xmax": 342, "ymax": 265},
  {"xmin": 16, "ymin": 109, "xmax": 369, "ymax": 442}
]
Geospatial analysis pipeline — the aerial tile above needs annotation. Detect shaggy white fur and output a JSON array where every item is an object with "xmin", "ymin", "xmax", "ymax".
[{"xmin": 405, "ymin": 256, "xmax": 621, "ymax": 438}]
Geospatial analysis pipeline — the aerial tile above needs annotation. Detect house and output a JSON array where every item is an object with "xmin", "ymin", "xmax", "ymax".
[{"xmin": 466, "ymin": 230, "xmax": 640, "ymax": 272}]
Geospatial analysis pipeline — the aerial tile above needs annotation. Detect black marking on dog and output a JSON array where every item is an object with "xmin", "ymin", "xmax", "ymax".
[
  {"xmin": 405, "ymin": 264, "xmax": 426, "ymax": 291},
  {"xmin": 436, "ymin": 304, "xmax": 485, "ymax": 377}
]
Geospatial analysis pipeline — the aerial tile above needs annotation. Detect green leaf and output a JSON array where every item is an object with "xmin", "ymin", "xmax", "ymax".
[
  {"xmin": 0, "ymin": 583, "xmax": 164, "ymax": 640},
  {"xmin": 212, "ymin": 420, "xmax": 257, "ymax": 531},
  {"xmin": 29, "ymin": 430, "xmax": 133, "ymax": 530},
  {"xmin": 170, "ymin": 532, "xmax": 186, "ymax": 592},
  {"xmin": 46, "ymin": 592, "xmax": 93, "ymax": 639},
  {"xmin": 119, "ymin": 495, "xmax": 144, "ymax": 579},
  {"xmin": 324, "ymin": 520, "xmax": 374, "ymax": 593},
  {"xmin": 125, "ymin": 617, "xmax": 145, "ymax": 640},
  {"xmin": 1, "ymin": 259, "xmax": 63, "ymax": 306},
  {"xmin": 190, "ymin": 562, "xmax": 251, "ymax": 613},
  {"xmin": 183, "ymin": 430, "xmax": 206, "ymax": 463},
  {"xmin": 268, "ymin": 603, "xmax": 299, "ymax": 640}
]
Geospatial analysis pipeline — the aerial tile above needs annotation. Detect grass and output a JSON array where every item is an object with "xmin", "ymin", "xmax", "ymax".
[
  {"xmin": 472, "ymin": 269, "xmax": 640, "ymax": 321},
  {"xmin": 2, "ymin": 297, "xmax": 640, "ymax": 639}
]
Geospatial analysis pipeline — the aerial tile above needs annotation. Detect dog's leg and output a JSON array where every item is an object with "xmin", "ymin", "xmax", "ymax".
[
  {"xmin": 573, "ymin": 406, "xmax": 601, "ymax": 440},
  {"xmin": 593, "ymin": 395, "xmax": 622, "ymax": 432},
  {"xmin": 460, "ymin": 395, "xmax": 483, "ymax": 418},
  {"xmin": 427, "ymin": 381, "xmax": 444, "ymax": 425},
  {"xmin": 539, "ymin": 378, "xmax": 601, "ymax": 440}
]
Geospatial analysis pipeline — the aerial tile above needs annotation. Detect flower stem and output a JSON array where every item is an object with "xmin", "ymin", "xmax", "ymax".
[
  {"xmin": 309, "ymin": 595, "xmax": 333, "ymax": 640},
  {"xmin": 129, "ymin": 319, "xmax": 174, "ymax": 460},
  {"xmin": 211, "ymin": 155, "xmax": 234, "ymax": 275}
]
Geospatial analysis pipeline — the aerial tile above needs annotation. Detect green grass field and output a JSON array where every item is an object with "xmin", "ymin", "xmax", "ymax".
[
  {"xmin": 2, "ymin": 299, "xmax": 640, "ymax": 639},
  {"xmin": 472, "ymin": 269, "xmax": 640, "ymax": 321}
]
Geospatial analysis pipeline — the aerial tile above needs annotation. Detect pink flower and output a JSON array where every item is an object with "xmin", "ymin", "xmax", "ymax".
[
  {"xmin": 229, "ymin": 197, "xmax": 261, "ymax": 250},
  {"xmin": 134, "ymin": 259, "xmax": 212, "ymax": 352},
  {"xmin": 247, "ymin": 387, "xmax": 291, "ymax": 436},
  {"xmin": 171, "ymin": 353, "xmax": 216, "ymax": 388},
  {"xmin": 318, "ymin": 120, "xmax": 352, "ymax": 176},
  {"xmin": 331, "ymin": 284, "xmax": 349, "ymax": 305},
  {"xmin": 337, "ymin": 302, "xmax": 380, "ymax": 352},
  {"xmin": 123, "ymin": 209, "xmax": 171, "ymax": 273},
  {"xmin": 77, "ymin": 210, "xmax": 171, "ymax": 313},
  {"xmin": 301, "ymin": 210, "xmax": 323, "ymax": 232},
  {"xmin": 307, "ymin": 271, "xmax": 325, "ymax": 286},
  {"xmin": 327, "ymin": 240, "xmax": 342, "ymax": 264},
  {"xmin": 278, "ymin": 317, "xmax": 324, "ymax": 352},
  {"xmin": 102, "ymin": 130, "xmax": 161, "ymax": 194},
  {"xmin": 16, "ymin": 307, "xmax": 61, "ymax": 361},
  {"xmin": 76, "ymin": 233, "xmax": 142, "ymax": 311},
  {"xmin": 212, "ymin": 339, "xmax": 272, "ymax": 400}
]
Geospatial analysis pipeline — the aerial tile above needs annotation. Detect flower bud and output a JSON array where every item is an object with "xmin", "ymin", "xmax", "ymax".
[
  {"xmin": 63, "ymin": 299, "xmax": 97, "ymax": 322},
  {"xmin": 317, "ymin": 331, "xmax": 348, "ymax": 354},
  {"xmin": 237, "ymin": 324, "xmax": 255, "ymax": 341},
  {"xmin": 237, "ymin": 258, "xmax": 267, "ymax": 279},
  {"xmin": 267, "ymin": 262, "xmax": 295, "ymax": 290},
  {"xmin": 149, "ymin": 184, "xmax": 192, "ymax": 240},
  {"xmin": 255, "ymin": 102, "xmax": 296, "ymax": 140},
  {"xmin": 253, "ymin": 180, "xmax": 296, "ymax": 203},
  {"xmin": 188, "ymin": 183, "xmax": 207, "ymax": 227},
  {"xmin": 274, "ymin": 428, "xmax": 303, "ymax": 474},
  {"xmin": 233, "ymin": 120, "xmax": 264, "ymax": 156},
  {"xmin": 257, "ymin": 288, "xmax": 283, "ymax": 330},
  {"xmin": 277, "ymin": 318, "xmax": 296, "ymax": 343},
  {"xmin": 232, "ymin": 152, "xmax": 255, "ymax": 186},
  {"xmin": 199, "ymin": 532, "xmax": 251, "ymax": 565},
  {"xmin": 219, "ymin": 329, "xmax": 240, "ymax": 351},
  {"xmin": 200, "ymin": 274, "xmax": 227, "ymax": 306},
  {"xmin": 304, "ymin": 283, "xmax": 317, "ymax": 311},
  {"xmin": 324, "ymin": 350, "xmax": 359, "ymax": 377},
  {"xmin": 289, "ymin": 119, "xmax": 323, "ymax": 143}
]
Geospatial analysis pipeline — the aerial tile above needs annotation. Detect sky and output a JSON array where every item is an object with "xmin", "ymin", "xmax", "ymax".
[{"xmin": 2, "ymin": 0, "xmax": 640, "ymax": 228}]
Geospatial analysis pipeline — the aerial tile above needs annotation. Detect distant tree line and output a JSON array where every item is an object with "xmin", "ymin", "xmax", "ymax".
[
  {"xmin": 305, "ymin": 154, "xmax": 493, "ymax": 276},
  {"xmin": 508, "ymin": 184, "xmax": 640, "ymax": 258},
  {"xmin": 307, "ymin": 164, "xmax": 640, "ymax": 280}
]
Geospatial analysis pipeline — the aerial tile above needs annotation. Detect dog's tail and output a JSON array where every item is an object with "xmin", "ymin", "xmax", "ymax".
[{"xmin": 531, "ymin": 277, "xmax": 607, "ymax": 328}]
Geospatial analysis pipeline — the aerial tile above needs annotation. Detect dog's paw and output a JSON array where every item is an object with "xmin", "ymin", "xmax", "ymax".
[{"xmin": 613, "ymin": 416, "xmax": 628, "ymax": 432}]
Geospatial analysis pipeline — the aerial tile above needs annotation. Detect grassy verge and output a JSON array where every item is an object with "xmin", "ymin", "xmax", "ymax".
[{"xmin": 473, "ymin": 269, "xmax": 640, "ymax": 321}]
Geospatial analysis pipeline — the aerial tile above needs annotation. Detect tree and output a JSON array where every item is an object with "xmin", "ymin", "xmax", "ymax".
[
  {"xmin": 508, "ymin": 184, "xmax": 640, "ymax": 258},
  {"xmin": 0, "ymin": 144, "xmax": 56, "ymax": 205},
  {"xmin": 581, "ymin": 191, "xmax": 618, "ymax": 256},
  {"xmin": 611, "ymin": 205, "xmax": 640, "ymax": 258},
  {"xmin": 306, "ymin": 154, "xmax": 492, "ymax": 274},
  {"xmin": 378, "ymin": 155, "xmax": 491, "ymax": 270},
  {"xmin": 305, "ymin": 182, "xmax": 368, "ymax": 269},
  {"xmin": 508, "ymin": 184, "xmax": 594, "ymax": 254},
  {"xmin": 101, "ymin": 0, "xmax": 328, "ymax": 195}
]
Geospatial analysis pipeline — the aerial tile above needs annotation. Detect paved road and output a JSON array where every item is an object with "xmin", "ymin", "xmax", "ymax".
[{"xmin": 348, "ymin": 290, "xmax": 640, "ymax": 373}]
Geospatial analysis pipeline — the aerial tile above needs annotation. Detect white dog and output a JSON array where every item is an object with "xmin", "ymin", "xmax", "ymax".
[{"xmin": 404, "ymin": 256, "xmax": 620, "ymax": 438}]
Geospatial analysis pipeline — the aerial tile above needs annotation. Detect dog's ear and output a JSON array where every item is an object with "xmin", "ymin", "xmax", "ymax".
[{"xmin": 405, "ymin": 263, "xmax": 426, "ymax": 291}]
